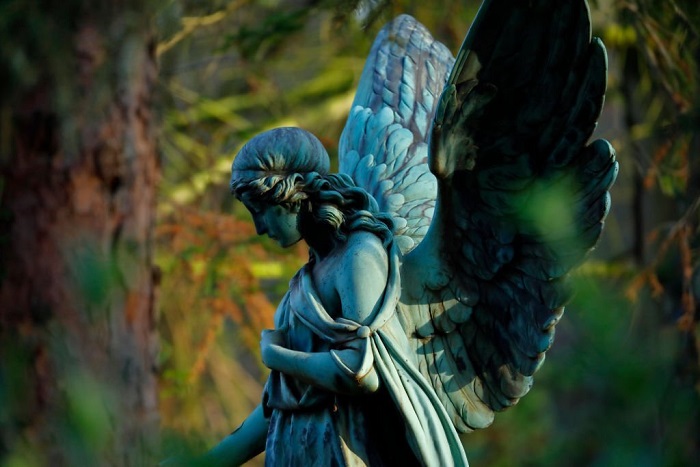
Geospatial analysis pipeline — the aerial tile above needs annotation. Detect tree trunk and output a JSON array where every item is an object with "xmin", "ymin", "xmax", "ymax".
[{"xmin": 0, "ymin": 6, "xmax": 159, "ymax": 466}]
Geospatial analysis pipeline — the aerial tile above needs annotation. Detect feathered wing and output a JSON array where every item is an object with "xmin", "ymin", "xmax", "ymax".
[
  {"xmin": 399, "ymin": 0, "xmax": 619, "ymax": 432},
  {"xmin": 339, "ymin": 15, "xmax": 454, "ymax": 254}
]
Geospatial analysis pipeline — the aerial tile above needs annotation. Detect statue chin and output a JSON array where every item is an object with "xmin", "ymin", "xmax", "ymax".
[{"xmin": 273, "ymin": 235, "xmax": 302, "ymax": 248}]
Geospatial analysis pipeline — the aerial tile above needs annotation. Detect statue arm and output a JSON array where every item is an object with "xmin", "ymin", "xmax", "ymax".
[
  {"xmin": 201, "ymin": 404, "xmax": 268, "ymax": 467},
  {"xmin": 261, "ymin": 232, "xmax": 388, "ymax": 395},
  {"xmin": 261, "ymin": 333, "xmax": 379, "ymax": 395}
]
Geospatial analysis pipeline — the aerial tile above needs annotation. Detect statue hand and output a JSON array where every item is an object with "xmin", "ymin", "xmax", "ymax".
[{"xmin": 260, "ymin": 329, "xmax": 286, "ymax": 368}]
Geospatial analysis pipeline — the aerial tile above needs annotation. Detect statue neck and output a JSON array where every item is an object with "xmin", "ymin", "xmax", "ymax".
[
  {"xmin": 307, "ymin": 234, "xmax": 340, "ymax": 263},
  {"xmin": 299, "ymin": 209, "xmax": 342, "ymax": 262}
]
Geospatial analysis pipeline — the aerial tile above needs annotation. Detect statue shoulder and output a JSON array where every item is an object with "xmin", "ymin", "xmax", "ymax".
[
  {"xmin": 333, "ymin": 231, "xmax": 390, "ymax": 322},
  {"xmin": 342, "ymin": 231, "xmax": 389, "ymax": 276}
]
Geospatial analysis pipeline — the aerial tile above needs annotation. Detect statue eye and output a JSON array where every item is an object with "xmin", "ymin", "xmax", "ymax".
[{"xmin": 245, "ymin": 200, "xmax": 264, "ymax": 215}]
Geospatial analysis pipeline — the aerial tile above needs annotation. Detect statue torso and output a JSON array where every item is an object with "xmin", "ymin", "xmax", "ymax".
[{"xmin": 264, "ymin": 230, "xmax": 419, "ymax": 466}]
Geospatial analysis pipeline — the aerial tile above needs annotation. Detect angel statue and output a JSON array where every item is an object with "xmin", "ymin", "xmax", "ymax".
[{"xmin": 198, "ymin": 0, "xmax": 618, "ymax": 465}]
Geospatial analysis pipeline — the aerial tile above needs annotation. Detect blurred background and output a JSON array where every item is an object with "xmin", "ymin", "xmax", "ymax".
[{"xmin": 1, "ymin": 0, "xmax": 699, "ymax": 465}]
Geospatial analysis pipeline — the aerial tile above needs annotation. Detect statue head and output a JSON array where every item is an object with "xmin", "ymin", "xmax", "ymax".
[
  {"xmin": 230, "ymin": 127, "xmax": 331, "ymax": 209},
  {"xmin": 230, "ymin": 128, "xmax": 325, "ymax": 247},
  {"xmin": 231, "ymin": 127, "xmax": 394, "ymax": 254}
]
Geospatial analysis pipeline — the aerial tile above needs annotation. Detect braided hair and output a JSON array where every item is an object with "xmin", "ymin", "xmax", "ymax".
[{"xmin": 230, "ymin": 128, "xmax": 394, "ymax": 250}]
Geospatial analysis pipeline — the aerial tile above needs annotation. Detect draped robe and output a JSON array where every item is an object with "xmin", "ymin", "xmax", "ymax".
[{"xmin": 261, "ymin": 241, "xmax": 468, "ymax": 466}]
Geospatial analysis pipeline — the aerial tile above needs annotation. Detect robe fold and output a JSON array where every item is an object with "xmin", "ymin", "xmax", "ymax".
[{"xmin": 262, "ymin": 241, "xmax": 468, "ymax": 466}]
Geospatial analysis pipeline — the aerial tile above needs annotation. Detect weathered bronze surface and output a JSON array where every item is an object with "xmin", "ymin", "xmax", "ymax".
[{"xmin": 206, "ymin": 1, "xmax": 617, "ymax": 465}]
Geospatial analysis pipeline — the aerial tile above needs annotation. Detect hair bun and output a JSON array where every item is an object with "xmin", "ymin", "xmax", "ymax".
[{"xmin": 230, "ymin": 128, "xmax": 330, "ymax": 190}]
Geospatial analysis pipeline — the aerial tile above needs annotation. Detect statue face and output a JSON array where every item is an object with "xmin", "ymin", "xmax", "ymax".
[{"xmin": 243, "ymin": 200, "xmax": 302, "ymax": 248}]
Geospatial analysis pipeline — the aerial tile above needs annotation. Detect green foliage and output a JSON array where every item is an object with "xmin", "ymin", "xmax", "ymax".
[
  {"xmin": 0, "ymin": 0, "xmax": 163, "ymax": 102},
  {"xmin": 613, "ymin": 0, "xmax": 700, "ymax": 196},
  {"xmin": 68, "ymin": 241, "xmax": 119, "ymax": 308},
  {"xmin": 225, "ymin": 8, "xmax": 311, "ymax": 60},
  {"xmin": 0, "ymin": 0, "xmax": 78, "ymax": 99},
  {"xmin": 0, "ymin": 323, "xmax": 127, "ymax": 466},
  {"xmin": 467, "ymin": 272, "xmax": 699, "ymax": 465},
  {"xmin": 58, "ymin": 370, "xmax": 114, "ymax": 465}
]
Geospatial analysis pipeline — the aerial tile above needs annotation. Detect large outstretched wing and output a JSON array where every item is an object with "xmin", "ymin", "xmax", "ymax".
[
  {"xmin": 399, "ymin": 0, "xmax": 618, "ymax": 432},
  {"xmin": 339, "ymin": 15, "xmax": 454, "ymax": 254}
]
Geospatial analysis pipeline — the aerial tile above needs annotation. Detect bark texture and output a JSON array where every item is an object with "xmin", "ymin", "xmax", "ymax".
[{"xmin": 0, "ymin": 7, "xmax": 159, "ymax": 466}]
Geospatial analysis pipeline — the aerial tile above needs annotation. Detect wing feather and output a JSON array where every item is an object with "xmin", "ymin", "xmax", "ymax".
[
  {"xmin": 400, "ymin": 0, "xmax": 618, "ymax": 432},
  {"xmin": 339, "ymin": 15, "xmax": 454, "ymax": 253}
]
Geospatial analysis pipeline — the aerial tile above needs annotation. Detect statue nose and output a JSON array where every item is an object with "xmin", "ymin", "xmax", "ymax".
[{"xmin": 252, "ymin": 215, "xmax": 267, "ymax": 235}]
